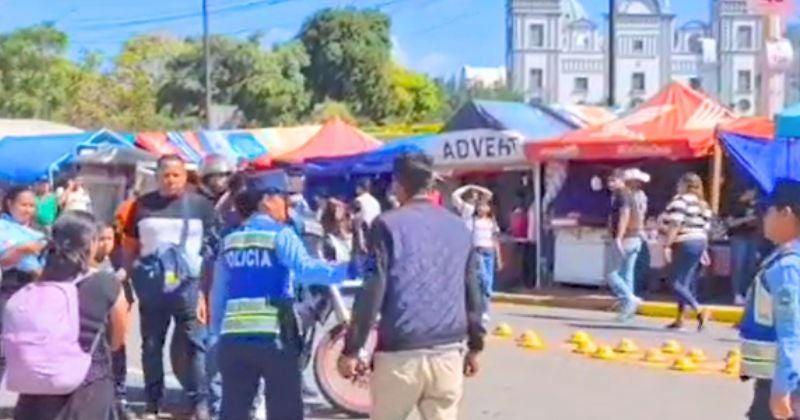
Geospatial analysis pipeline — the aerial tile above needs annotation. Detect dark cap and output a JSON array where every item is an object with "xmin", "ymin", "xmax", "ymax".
[
  {"xmin": 244, "ymin": 171, "xmax": 291, "ymax": 196},
  {"xmin": 766, "ymin": 179, "xmax": 800, "ymax": 209}
]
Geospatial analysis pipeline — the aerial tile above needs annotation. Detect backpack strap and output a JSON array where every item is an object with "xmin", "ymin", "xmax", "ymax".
[{"xmin": 178, "ymin": 193, "xmax": 190, "ymax": 251}]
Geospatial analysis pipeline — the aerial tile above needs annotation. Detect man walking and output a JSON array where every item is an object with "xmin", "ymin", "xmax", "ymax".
[
  {"xmin": 123, "ymin": 154, "xmax": 214, "ymax": 419},
  {"xmin": 339, "ymin": 152, "xmax": 486, "ymax": 420}
]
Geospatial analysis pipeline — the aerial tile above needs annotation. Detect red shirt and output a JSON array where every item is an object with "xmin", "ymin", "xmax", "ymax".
[{"xmin": 429, "ymin": 190, "xmax": 443, "ymax": 206}]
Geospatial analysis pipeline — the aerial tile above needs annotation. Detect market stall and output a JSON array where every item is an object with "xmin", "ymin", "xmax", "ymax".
[{"xmin": 525, "ymin": 83, "xmax": 738, "ymax": 288}]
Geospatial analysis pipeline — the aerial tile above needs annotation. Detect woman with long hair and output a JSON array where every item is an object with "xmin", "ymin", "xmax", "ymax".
[
  {"xmin": 321, "ymin": 198, "xmax": 353, "ymax": 263},
  {"xmin": 472, "ymin": 199, "xmax": 501, "ymax": 320},
  {"xmin": 662, "ymin": 173, "xmax": 713, "ymax": 331},
  {"xmin": 13, "ymin": 211, "xmax": 128, "ymax": 420}
]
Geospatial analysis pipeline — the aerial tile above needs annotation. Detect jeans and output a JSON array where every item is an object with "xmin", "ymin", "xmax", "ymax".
[
  {"xmin": 731, "ymin": 235, "xmax": 759, "ymax": 297},
  {"xmin": 476, "ymin": 249, "xmax": 496, "ymax": 314},
  {"xmin": 219, "ymin": 340, "xmax": 303, "ymax": 420},
  {"xmin": 135, "ymin": 279, "xmax": 208, "ymax": 408},
  {"xmin": 112, "ymin": 346, "xmax": 127, "ymax": 400},
  {"xmin": 607, "ymin": 237, "xmax": 643, "ymax": 307},
  {"xmin": 670, "ymin": 240, "xmax": 707, "ymax": 313}
]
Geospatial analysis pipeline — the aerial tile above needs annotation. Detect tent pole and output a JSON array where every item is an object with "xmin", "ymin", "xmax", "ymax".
[
  {"xmin": 709, "ymin": 144, "xmax": 723, "ymax": 213},
  {"xmin": 533, "ymin": 162, "xmax": 543, "ymax": 289}
]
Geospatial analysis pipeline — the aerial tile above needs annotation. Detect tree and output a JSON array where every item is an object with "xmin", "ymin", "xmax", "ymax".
[
  {"xmin": 299, "ymin": 8, "xmax": 394, "ymax": 122},
  {"xmin": 309, "ymin": 99, "xmax": 355, "ymax": 124},
  {"xmin": 55, "ymin": 53, "xmax": 119, "ymax": 129},
  {"xmin": 0, "ymin": 25, "xmax": 72, "ymax": 119},
  {"xmin": 236, "ymin": 42, "xmax": 312, "ymax": 126},
  {"xmin": 390, "ymin": 66, "xmax": 442, "ymax": 123}
]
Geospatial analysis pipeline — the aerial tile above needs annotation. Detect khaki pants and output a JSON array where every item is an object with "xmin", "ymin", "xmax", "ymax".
[{"xmin": 370, "ymin": 349, "xmax": 464, "ymax": 420}]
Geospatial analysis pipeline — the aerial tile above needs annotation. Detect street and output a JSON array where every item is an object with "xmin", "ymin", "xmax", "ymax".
[{"xmin": 0, "ymin": 303, "xmax": 754, "ymax": 419}]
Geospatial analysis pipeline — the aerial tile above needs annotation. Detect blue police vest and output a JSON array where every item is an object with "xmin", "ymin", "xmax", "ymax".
[
  {"xmin": 219, "ymin": 216, "xmax": 294, "ymax": 339},
  {"xmin": 740, "ymin": 249, "xmax": 799, "ymax": 379}
]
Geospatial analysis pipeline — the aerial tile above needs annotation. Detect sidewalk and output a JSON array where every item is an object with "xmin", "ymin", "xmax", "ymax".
[{"xmin": 492, "ymin": 287, "xmax": 743, "ymax": 324}]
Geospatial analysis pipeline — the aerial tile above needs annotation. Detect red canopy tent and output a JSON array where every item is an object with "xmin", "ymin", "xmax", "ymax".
[
  {"xmin": 275, "ymin": 117, "xmax": 381, "ymax": 162},
  {"xmin": 526, "ymin": 83, "xmax": 737, "ymax": 161}
]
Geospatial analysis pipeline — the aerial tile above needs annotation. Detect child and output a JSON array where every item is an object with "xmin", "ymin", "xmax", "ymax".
[{"xmin": 92, "ymin": 224, "xmax": 134, "ymax": 420}]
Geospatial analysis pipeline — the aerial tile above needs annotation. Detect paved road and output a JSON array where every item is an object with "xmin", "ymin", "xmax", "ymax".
[{"xmin": 0, "ymin": 303, "xmax": 756, "ymax": 419}]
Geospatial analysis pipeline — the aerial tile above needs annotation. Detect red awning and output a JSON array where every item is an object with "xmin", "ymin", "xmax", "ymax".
[
  {"xmin": 718, "ymin": 116, "xmax": 774, "ymax": 139},
  {"xmin": 275, "ymin": 117, "xmax": 381, "ymax": 162},
  {"xmin": 526, "ymin": 83, "xmax": 736, "ymax": 161}
]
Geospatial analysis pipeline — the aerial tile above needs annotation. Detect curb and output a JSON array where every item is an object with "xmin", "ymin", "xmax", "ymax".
[{"xmin": 492, "ymin": 293, "xmax": 744, "ymax": 324}]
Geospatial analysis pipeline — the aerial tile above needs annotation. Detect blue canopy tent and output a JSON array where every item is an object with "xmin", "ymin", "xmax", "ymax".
[
  {"xmin": 719, "ymin": 132, "xmax": 800, "ymax": 194},
  {"xmin": 304, "ymin": 134, "xmax": 435, "ymax": 176},
  {"xmin": 442, "ymin": 99, "xmax": 577, "ymax": 137},
  {"xmin": 0, "ymin": 129, "xmax": 131, "ymax": 184}
]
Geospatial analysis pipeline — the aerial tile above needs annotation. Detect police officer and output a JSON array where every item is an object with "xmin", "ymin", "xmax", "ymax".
[
  {"xmin": 740, "ymin": 179, "xmax": 800, "ymax": 420},
  {"xmin": 209, "ymin": 174, "xmax": 347, "ymax": 420}
]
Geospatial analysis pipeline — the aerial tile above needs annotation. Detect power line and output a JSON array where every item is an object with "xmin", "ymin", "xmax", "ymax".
[{"xmin": 67, "ymin": 0, "xmax": 299, "ymax": 31}]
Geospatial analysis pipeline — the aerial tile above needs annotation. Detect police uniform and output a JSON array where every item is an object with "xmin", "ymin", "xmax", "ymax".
[
  {"xmin": 210, "ymin": 178, "xmax": 347, "ymax": 420},
  {"xmin": 740, "ymin": 180, "xmax": 800, "ymax": 420}
]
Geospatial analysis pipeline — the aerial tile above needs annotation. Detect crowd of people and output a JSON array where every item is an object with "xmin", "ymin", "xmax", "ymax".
[{"xmin": 0, "ymin": 150, "xmax": 495, "ymax": 420}]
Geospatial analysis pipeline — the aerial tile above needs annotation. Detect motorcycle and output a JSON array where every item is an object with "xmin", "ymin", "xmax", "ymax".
[{"xmin": 299, "ymin": 282, "xmax": 376, "ymax": 418}]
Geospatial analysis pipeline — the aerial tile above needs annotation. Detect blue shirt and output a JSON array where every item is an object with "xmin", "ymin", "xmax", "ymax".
[
  {"xmin": 766, "ymin": 240, "xmax": 800, "ymax": 396},
  {"xmin": 209, "ymin": 214, "xmax": 348, "ymax": 337}
]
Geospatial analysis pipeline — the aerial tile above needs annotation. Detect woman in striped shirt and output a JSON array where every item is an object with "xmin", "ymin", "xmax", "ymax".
[{"xmin": 662, "ymin": 172, "xmax": 713, "ymax": 331}]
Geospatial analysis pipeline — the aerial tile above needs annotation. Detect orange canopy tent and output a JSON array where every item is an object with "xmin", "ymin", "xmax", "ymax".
[
  {"xmin": 526, "ymin": 83, "xmax": 737, "ymax": 161},
  {"xmin": 275, "ymin": 117, "xmax": 381, "ymax": 162}
]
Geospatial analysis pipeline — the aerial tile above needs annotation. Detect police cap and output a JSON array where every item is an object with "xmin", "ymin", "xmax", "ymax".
[
  {"xmin": 244, "ymin": 171, "xmax": 291, "ymax": 196},
  {"xmin": 767, "ymin": 178, "xmax": 800, "ymax": 212}
]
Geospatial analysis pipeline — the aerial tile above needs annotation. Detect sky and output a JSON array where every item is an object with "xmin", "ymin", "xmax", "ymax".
[{"xmin": 0, "ymin": 0, "xmax": 713, "ymax": 76}]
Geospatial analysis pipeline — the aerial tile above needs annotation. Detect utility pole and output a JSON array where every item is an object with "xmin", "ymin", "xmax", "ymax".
[
  {"xmin": 202, "ymin": 0, "xmax": 212, "ymax": 129},
  {"xmin": 608, "ymin": 0, "xmax": 616, "ymax": 107}
]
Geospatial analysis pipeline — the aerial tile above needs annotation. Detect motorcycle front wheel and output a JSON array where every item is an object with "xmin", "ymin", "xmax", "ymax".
[{"xmin": 313, "ymin": 324, "xmax": 377, "ymax": 418}]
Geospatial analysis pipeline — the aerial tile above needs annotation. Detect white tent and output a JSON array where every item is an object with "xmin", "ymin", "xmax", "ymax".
[{"xmin": 0, "ymin": 119, "xmax": 82, "ymax": 138}]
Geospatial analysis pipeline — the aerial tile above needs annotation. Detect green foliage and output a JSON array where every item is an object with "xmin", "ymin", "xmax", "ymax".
[
  {"xmin": 299, "ymin": 8, "xmax": 395, "ymax": 121},
  {"xmin": 0, "ymin": 9, "xmax": 464, "ymax": 131}
]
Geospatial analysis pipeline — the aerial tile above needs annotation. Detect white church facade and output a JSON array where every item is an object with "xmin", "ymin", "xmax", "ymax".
[{"xmin": 506, "ymin": 0, "xmax": 768, "ymax": 115}]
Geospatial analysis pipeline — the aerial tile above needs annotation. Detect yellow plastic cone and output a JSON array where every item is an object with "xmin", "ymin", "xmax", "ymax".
[
  {"xmin": 687, "ymin": 348, "xmax": 707, "ymax": 363},
  {"xmin": 661, "ymin": 339, "xmax": 682, "ymax": 355},
  {"xmin": 517, "ymin": 331, "xmax": 544, "ymax": 350},
  {"xmin": 573, "ymin": 340, "xmax": 598, "ymax": 355},
  {"xmin": 493, "ymin": 323, "xmax": 513, "ymax": 338},
  {"xmin": 642, "ymin": 348, "xmax": 668, "ymax": 363},
  {"xmin": 568, "ymin": 331, "xmax": 592, "ymax": 345},
  {"xmin": 723, "ymin": 356, "xmax": 740, "ymax": 375},
  {"xmin": 593, "ymin": 345, "xmax": 616, "ymax": 360},
  {"xmin": 725, "ymin": 349, "xmax": 742, "ymax": 362},
  {"xmin": 615, "ymin": 338, "xmax": 639, "ymax": 354},
  {"xmin": 671, "ymin": 356, "xmax": 697, "ymax": 372}
]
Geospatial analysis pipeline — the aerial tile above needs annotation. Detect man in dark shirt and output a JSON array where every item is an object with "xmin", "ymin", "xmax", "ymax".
[
  {"xmin": 727, "ymin": 188, "xmax": 761, "ymax": 304},
  {"xmin": 338, "ymin": 152, "xmax": 485, "ymax": 419},
  {"xmin": 123, "ymin": 154, "xmax": 215, "ymax": 420}
]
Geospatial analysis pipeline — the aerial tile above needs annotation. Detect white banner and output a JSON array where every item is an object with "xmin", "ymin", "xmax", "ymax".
[{"xmin": 424, "ymin": 129, "xmax": 527, "ymax": 169}]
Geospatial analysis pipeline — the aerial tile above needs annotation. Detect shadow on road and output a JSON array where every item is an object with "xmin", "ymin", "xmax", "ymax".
[
  {"xmin": 505, "ymin": 312, "xmax": 594, "ymax": 323},
  {"xmin": 567, "ymin": 322, "xmax": 669, "ymax": 334}
]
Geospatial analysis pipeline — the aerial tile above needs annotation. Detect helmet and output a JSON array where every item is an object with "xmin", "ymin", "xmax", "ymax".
[{"xmin": 199, "ymin": 154, "xmax": 235, "ymax": 178}]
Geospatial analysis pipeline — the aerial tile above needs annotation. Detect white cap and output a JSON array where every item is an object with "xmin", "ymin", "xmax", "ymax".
[{"xmin": 622, "ymin": 168, "xmax": 650, "ymax": 183}]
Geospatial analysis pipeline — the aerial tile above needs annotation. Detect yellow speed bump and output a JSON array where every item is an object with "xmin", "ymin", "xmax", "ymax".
[
  {"xmin": 661, "ymin": 339, "xmax": 682, "ymax": 355},
  {"xmin": 670, "ymin": 356, "xmax": 698, "ymax": 372},
  {"xmin": 568, "ymin": 331, "xmax": 592, "ymax": 345},
  {"xmin": 516, "ymin": 331, "xmax": 545, "ymax": 350},
  {"xmin": 642, "ymin": 348, "xmax": 668, "ymax": 363},
  {"xmin": 723, "ymin": 355, "xmax": 741, "ymax": 375},
  {"xmin": 614, "ymin": 338, "xmax": 639, "ymax": 354},
  {"xmin": 493, "ymin": 323, "xmax": 513, "ymax": 338},
  {"xmin": 573, "ymin": 340, "xmax": 598, "ymax": 355},
  {"xmin": 687, "ymin": 349, "xmax": 707, "ymax": 363},
  {"xmin": 725, "ymin": 349, "xmax": 742, "ymax": 362},
  {"xmin": 592, "ymin": 345, "xmax": 617, "ymax": 360}
]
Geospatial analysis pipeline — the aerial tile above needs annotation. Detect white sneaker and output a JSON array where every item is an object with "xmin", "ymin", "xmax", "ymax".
[
  {"xmin": 482, "ymin": 313, "xmax": 490, "ymax": 323},
  {"xmin": 734, "ymin": 295, "xmax": 746, "ymax": 305}
]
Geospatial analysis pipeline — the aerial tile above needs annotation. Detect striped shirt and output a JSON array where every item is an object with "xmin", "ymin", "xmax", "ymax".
[{"xmin": 662, "ymin": 193, "xmax": 713, "ymax": 242}]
